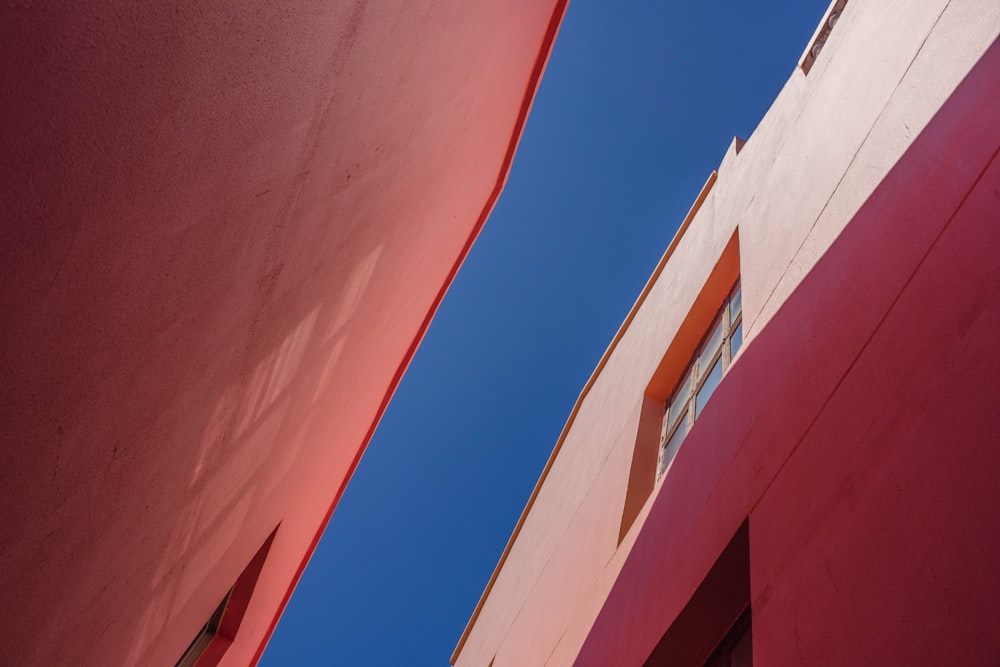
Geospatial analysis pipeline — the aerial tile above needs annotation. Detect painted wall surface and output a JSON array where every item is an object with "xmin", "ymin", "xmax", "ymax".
[
  {"xmin": 455, "ymin": 1, "xmax": 1000, "ymax": 665},
  {"xmin": 0, "ymin": 2, "xmax": 564, "ymax": 665}
]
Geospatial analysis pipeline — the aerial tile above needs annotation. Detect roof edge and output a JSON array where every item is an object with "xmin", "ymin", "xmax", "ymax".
[
  {"xmin": 450, "ymin": 169, "xmax": 719, "ymax": 665},
  {"xmin": 249, "ymin": 1, "xmax": 573, "ymax": 663}
]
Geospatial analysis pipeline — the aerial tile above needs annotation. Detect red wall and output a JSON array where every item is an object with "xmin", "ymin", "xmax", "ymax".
[
  {"xmin": 576, "ymin": 39, "xmax": 1000, "ymax": 666},
  {"xmin": 0, "ymin": 2, "xmax": 564, "ymax": 665}
]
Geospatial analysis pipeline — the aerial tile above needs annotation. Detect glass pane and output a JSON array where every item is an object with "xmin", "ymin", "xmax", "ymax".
[
  {"xmin": 730, "ymin": 283, "xmax": 742, "ymax": 321},
  {"xmin": 666, "ymin": 371, "xmax": 690, "ymax": 430},
  {"xmin": 731, "ymin": 320, "xmax": 743, "ymax": 358},
  {"xmin": 695, "ymin": 357, "xmax": 723, "ymax": 418},
  {"xmin": 659, "ymin": 413, "xmax": 688, "ymax": 477},
  {"xmin": 699, "ymin": 318, "xmax": 724, "ymax": 376}
]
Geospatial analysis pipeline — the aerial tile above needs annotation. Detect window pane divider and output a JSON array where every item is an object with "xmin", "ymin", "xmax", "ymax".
[{"xmin": 656, "ymin": 280, "xmax": 743, "ymax": 483}]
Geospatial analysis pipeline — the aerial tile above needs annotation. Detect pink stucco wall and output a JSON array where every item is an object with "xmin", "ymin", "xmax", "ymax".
[
  {"xmin": 455, "ymin": 2, "xmax": 1000, "ymax": 665},
  {"xmin": 0, "ymin": 2, "xmax": 565, "ymax": 665}
]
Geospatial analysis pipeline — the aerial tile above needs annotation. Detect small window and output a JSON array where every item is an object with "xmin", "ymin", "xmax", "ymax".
[
  {"xmin": 175, "ymin": 590, "xmax": 233, "ymax": 667},
  {"xmin": 174, "ymin": 527, "xmax": 278, "ymax": 667},
  {"xmin": 619, "ymin": 229, "xmax": 740, "ymax": 544},
  {"xmin": 799, "ymin": 0, "xmax": 848, "ymax": 74},
  {"xmin": 643, "ymin": 521, "xmax": 751, "ymax": 666},
  {"xmin": 703, "ymin": 609, "xmax": 753, "ymax": 667},
  {"xmin": 657, "ymin": 281, "xmax": 743, "ymax": 480}
]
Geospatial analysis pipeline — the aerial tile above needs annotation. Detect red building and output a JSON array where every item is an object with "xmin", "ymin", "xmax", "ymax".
[
  {"xmin": 0, "ymin": 2, "xmax": 565, "ymax": 665},
  {"xmin": 454, "ymin": 1, "xmax": 1000, "ymax": 665}
]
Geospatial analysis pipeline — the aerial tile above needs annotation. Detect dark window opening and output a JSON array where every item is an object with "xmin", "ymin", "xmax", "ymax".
[
  {"xmin": 704, "ymin": 608, "xmax": 753, "ymax": 667},
  {"xmin": 175, "ymin": 590, "xmax": 233, "ymax": 667},
  {"xmin": 174, "ymin": 527, "xmax": 278, "ymax": 667},
  {"xmin": 644, "ymin": 521, "xmax": 751, "ymax": 667}
]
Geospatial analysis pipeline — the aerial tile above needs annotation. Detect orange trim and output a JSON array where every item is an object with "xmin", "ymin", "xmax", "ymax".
[
  {"xmin": 450, "ymin": 170, "xmax": 718, "ymax": 664},
  {"xmin": 644, "ymin": 231, "xmax": 741, "ymax": 400},
  {"xmin": 250, "ymin": 2, "xmax": 571, "ymax": 663},
  {"xmin": 618, "ymin": 230, "xmax": 740, "ymax": 544}
]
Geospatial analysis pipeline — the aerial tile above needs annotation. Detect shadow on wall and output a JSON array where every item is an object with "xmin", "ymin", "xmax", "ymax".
[
  {"xmin": 576, "ymin": 34, "xmax": 1000, "ymax": 667},
  {"xmin": 0, "ymin": 198, "xmax": 390, "ymax": 665},
  {"xmin": 123, "ymin": 242, "xmax": 387, "ymax": 665},
  {"xmin": 0, "ymin": 0, "xmax": 558, "ymax": 662}
]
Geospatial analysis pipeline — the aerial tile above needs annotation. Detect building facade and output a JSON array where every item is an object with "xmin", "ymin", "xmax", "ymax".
[
  {"xmin": 454, "ymin": 1, "xmax": 1000, "ymax": 665},
  {"xmin": 0, "ymin": 2, "xmax": 565, "ymax": 665}
]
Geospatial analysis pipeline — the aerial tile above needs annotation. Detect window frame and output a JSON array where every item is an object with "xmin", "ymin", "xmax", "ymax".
[
  {"xmin": 173, "ymin": 526, "xmax": 278, "ymax": 667},
  {"xmin": 175, "ymin": 589, "xmax": 233, "ymax": 667},
  {"xmin": 657, "ymin": 280, "xmax": 743, "ymax": 480},
  {"xmin": 703, "ymin": 607, "xmax": 753, "ymax": 667},
  {"xmin": 798, "ymin": 0, "xmax": 849, "ymax": 74},
  {"xmin": 619, "ymin": 229, "xmax": 740, "ymax": 544}
]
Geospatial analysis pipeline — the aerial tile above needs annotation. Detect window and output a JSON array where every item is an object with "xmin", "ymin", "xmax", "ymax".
[
  {"xmin": 657, "ymin": 280, "xmax": 743, "ymax": 480},
  {"xmin": 643, "ymin": 521, "xmax": 751, "ymax": 667},
  {"xmin": 174, "ymin": 527, "xmax": 278, "ymax": 667},
  {"xmin": 176, "ymin": 590, "xmax": 232, "ymax": 667},
  {"xmin": 704, "ymin": 609, "xmax": 753, "ymax": 667},
  {"xmin": 799, "ymin": 0, "xmax": 848, "ymax": 74},
  {"xmin": 619, "ymin": 230, "xmax": 740, "ymax": 543}
]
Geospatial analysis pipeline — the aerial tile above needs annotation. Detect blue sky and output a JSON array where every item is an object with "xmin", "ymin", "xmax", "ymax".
[{"xmin": 263, "ymin": 2, "xmax": 828, "ymax": 664}]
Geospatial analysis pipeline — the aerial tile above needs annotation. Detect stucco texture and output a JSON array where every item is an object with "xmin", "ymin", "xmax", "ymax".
[
  {"xmin": 455, "ymin": 1, "xmax": 1000, "ymax": 664},
  {"xmin": 0, "ymin": 1, "xmax": 564, "ymax": 665}
]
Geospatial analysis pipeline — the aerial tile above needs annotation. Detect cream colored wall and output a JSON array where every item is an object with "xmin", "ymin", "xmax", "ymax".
[{"xmin": 456, "ymin": 2, "xmax": 1000, "ymax": 664}]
